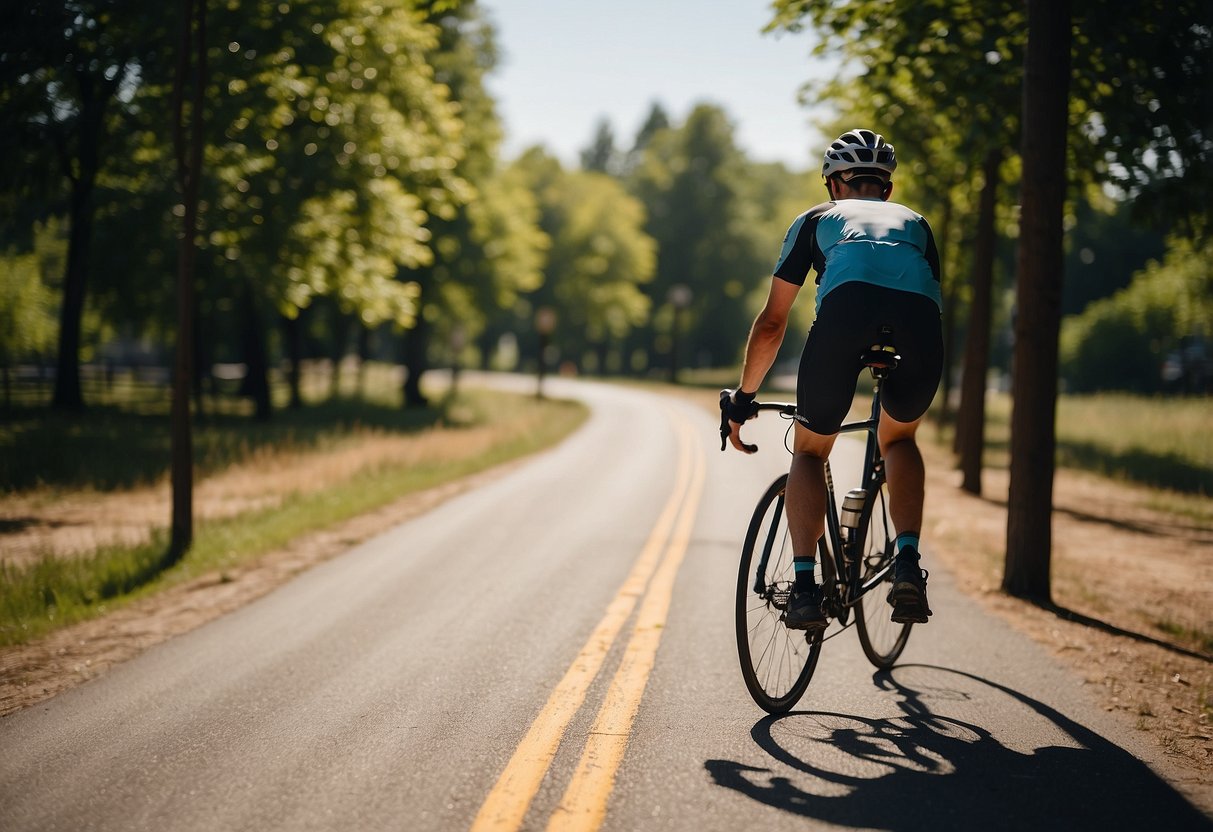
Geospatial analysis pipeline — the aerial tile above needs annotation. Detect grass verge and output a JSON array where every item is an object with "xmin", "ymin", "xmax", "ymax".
[{"xmin": 0, "ymin": 388, "xmax": 587, "ymax": 646}]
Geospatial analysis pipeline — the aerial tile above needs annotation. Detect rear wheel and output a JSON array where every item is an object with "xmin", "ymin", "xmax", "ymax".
[
  {"xmin": 854, "ymin": 484, "xmax": 912, "ymax": 668},
  {"xmin": 736, "ymin": 475, "xmax": 821, "ymax": 713}
]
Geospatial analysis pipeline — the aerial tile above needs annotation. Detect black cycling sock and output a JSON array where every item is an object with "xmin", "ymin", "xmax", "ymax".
[{"xmin": 793, "ymin": 556, "xmax": 817, "ymax": 589}]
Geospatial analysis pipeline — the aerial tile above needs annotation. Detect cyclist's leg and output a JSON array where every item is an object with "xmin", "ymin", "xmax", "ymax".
[
  {"xmin": 786, "ymin": 423, "xmax": 838, "ymax": 558},
  {"xmin": 877, "ymin": 286, "xmax": 943, "ymax": 542},
  {"xmin": 792, "ymin": 284, "xmax": 868, "ymax": 560},
  {"xmin": 783, "ymin": 424, "xmax": 838, "ymax": 629},
  {"xmin": 788, "ymin": 287, "xmax": 865, "ymax": 628},
  {"xmin": 875, "ymin": 287, "xmax": 942, "ymax": 622},
  {"xmin": 879, "ymin": 414, "xmax": 932, "ymax": 622},
  {"xmin": 877, "ymin": 412, "xmax": 925, "ymax": 538}
]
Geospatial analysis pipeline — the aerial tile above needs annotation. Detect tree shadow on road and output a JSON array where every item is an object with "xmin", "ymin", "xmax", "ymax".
[{"xmin": 705, "ymin": 664, "xmax": 1211, "ymax": 832}]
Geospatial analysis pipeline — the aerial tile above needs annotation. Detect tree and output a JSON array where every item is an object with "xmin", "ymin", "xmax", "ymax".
[
  {"xmin": 620, "ymin": 101, "xmax": 670, "ymax": 177},
  {"xmin": 514, "ymin": 149, "xmax": 655, "ymax": 373},
  {"xmin": 168, "ymin": 0, "xmax": 207, "ymax": 561},
  {"xmin": 454, "ymin": 164, "xmax": 549, "ymax": 370},
  {"xmin": 195, "ymin": 0, "xmax": 468, "ymax": 417},
  {"xmin": 398, "ymin": 1, "xmax": 547, "ymax": 407},
  {"xmin": 1004, "ymin": 0, "xmax": 1072, "ymax": 603},
  {"xmin": 580, "ymin": 118, "xmax": 620, "ymax": 175},
  {"xmin": 0, "ymin": 225, "xmax": 60, "ymax": 407},
  {"xmin": 1061, "ymin": 236, "xmax": 1213, "ymax": 393},
  {"xmin": 1060, "ymin": 195, "xmax": 1165, "ymax": 317},
  {"xmin": 1003, "ymin": 0, "xmax": 1209, "ymax": 600},
  {"xmin": 627, "ymin": 104, "xmax": 770, "ymax": 371},
  {"xmin": 1070, "ymin": 1, "xmax": 1213, "ymax": 235},
  {"xmin": 0, "ymin": 2, "xmax": 166, "ymax": 410},
  {"xmin": 956, "ymin": 148, "xmax": 1003, "ymax": 494}
]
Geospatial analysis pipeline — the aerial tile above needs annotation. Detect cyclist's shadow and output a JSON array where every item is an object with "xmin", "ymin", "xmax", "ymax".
[{"xmin": 705, "ymin": 664, "xmax": 1211, "ymax": 831}]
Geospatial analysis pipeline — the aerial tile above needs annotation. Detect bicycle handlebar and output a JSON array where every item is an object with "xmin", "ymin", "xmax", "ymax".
[{"xmin": 718, "ymin": 390, "xmax": 797, "ymax": 452}]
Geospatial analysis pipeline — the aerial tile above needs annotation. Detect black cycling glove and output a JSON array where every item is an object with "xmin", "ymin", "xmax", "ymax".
[{"xmin": 726, "ymin": 389, "xmax": 758, "ymax": 425}]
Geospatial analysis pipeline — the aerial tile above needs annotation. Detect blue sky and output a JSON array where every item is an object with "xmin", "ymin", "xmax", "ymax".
[{"xmin": 479, "ymin": 0, "xmax": 836, "ymax": 171}]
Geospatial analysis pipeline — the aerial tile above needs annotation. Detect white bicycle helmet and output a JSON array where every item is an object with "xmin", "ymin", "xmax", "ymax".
[{"xmin": 821, "ymin": 129, "xmax": 897, "ymax": 180}]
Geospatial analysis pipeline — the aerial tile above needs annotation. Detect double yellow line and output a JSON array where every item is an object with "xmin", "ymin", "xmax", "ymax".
[{"xmin": 471, "ymin": 410, "xmax": 706, "ymax": 832}]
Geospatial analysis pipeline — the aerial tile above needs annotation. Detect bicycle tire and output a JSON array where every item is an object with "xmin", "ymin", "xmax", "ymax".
[
  {"xmin": 735, "ymin": 474, "xmax": 822, "ymax": 713},
  {"xmin": 853, "ymin": 484, "xmax": 912, "ymax": 668}
]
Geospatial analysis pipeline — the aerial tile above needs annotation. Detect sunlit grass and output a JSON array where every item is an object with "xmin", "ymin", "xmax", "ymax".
[
  {"xmin": 0, "ymin": 364, "xmax": 439, "ymax": 493},
  {"xmin": 969, "ymin": 392, "xmax": 1211, "ymax": 495},
  {"xmin": 0, "ymin": 386, "xmax": 587, "ymax": 646},
  {"xmin": 1056, "ymin": 394, "xmax": 1212, "ymax": 494}
]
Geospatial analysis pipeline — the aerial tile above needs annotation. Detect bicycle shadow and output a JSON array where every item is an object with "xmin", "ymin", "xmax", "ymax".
[{"xmin": 705, "ymin": 664, "xmax": 1212, "ymax": 831}]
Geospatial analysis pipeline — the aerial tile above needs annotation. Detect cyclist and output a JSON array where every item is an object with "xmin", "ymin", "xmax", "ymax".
[{"xmin": 725, "ymin": 128, "xmax": 943, "ymax": 631}]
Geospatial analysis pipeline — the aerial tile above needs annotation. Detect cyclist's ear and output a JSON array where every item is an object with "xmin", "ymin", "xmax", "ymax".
[{"xmin": 882, "ymin": 180, "xmax": 894, "ymax": 201}]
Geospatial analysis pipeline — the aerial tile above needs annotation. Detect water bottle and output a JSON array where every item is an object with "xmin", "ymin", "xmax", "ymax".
[{"xmin": 840, "ymin": 489, "xmax": 867, "ymax": 531}]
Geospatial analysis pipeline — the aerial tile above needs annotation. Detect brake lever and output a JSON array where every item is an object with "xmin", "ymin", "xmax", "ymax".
[{"xmin": 718, "ymin": 390, "xmax": 730, "ymax": 451}]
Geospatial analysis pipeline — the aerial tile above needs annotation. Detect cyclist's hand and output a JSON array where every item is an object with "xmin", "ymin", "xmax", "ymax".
[
  {"xmin": 720, "ymin": 389, "xmax": 759, "ymax": 454},
  {"xmin": 728, "ymin": 419, "xmax": 759, "ymax": 455}
]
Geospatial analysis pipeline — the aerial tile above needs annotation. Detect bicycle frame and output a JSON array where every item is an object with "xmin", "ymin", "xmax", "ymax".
[
  {"xmin": 738, "ymin": 374, "xmax": 892, "ymax": 620},
  {"xmin": 818, "ymin": 370, "xmax": 893, "ymax": 618}
]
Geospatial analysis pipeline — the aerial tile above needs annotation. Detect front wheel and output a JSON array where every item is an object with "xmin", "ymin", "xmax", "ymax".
[
  {"xmin": 736, "ymin": 475, "xmax": 822, "ymax": 713},
  {"xmin": 853, "ymin": 484, "xmax": 912, "ymax": 668}
]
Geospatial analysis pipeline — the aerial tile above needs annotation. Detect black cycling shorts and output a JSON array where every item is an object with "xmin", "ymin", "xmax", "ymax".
[{"xmin": 796, "ymin": 281, "xmax": 943, "ymax": 434}]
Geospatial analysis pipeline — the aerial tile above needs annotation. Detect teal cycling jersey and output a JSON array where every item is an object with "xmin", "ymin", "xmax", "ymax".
[{"xmin": 773, "ymin": 197, "xmax": 941, "ymax": 312}]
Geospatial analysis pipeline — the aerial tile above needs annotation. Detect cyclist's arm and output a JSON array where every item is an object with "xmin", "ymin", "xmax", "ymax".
[{"xmin": 738, "ymin": 276, "xmax": 800, "ymax": 394}]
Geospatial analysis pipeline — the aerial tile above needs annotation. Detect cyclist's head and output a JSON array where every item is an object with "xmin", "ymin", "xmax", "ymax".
[{"xmin": 822, "ymin": 128, "xmax": 896, "ymax": 198}]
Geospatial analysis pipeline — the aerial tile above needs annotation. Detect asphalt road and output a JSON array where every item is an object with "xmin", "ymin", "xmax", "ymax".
[{"xmin": 2, "ymin": 377, "xmax": 1209, "ymax": 831}]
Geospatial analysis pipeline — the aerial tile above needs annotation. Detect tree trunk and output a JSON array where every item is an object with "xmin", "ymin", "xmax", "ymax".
[
  {"xmin": 239, "ymin": 283, "xmax": 272, "ymax": 421},
  {"xmin": 283, "ymin": 312, "xmax": 303, "ymax": 410},
  {"xmin": 52, "ymin": 159, "xmax": 96, "ymax": 411},
  {"xmin": 596, "ymin": 341, "xmax": 610, "ymax": 377},
  {"xmin": 402, "ymin": 320, "xmax": 430, "ymax": 408},
  {"xmin": 192, "ymin": 303, "xmax": 208, "ymax": 421},
  {"xmin": 328, "ymin": 308, "xmax": 352, "ymax": 399},
  {"xmin": 1004, "ymin": 0, "xmax": 1071, "ymax": 603},
  {"xmin": 169, "ymin": 0, "xmax": 206, "ymax": 562},
  {"xmin": 402, "ymin": 273, "xmax": 430, "ymax": 408},
  {"xmin": 957, "ymin": 148, "xmax": 1004, "ymax": 495},
  {"xmin": 356, "ymin": 323, "xmax": 370, "ymax": 398}
]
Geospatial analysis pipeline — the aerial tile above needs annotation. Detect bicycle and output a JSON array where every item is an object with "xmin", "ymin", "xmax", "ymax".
[{"xmin": 718, "ymin": 343, "xmax": 913, "ymax": 713}]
